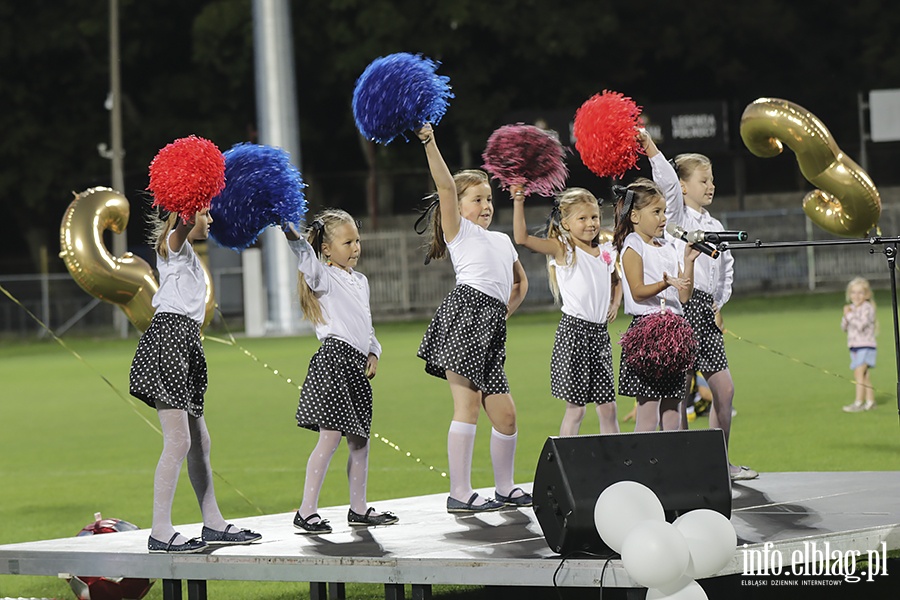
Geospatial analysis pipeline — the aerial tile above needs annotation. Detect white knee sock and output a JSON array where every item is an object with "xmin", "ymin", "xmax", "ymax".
[
  {"xmin": 491, "ymin": 427, "xmax": 518, "ymax": 498},
  {"xmin": 448, "ymin": 421, "xmax": 477, "ymax": 502}
]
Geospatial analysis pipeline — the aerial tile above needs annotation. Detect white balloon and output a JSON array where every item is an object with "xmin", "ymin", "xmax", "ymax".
[
  {"xmin": 593, "ymin": 480, "xmax": 665, "ymax": 552},
  {"xmin": 646, "ymin": 577, "xmax": 709, "ymax": 600},
  {"xmin": 620, "ymin": 521, "xmax": 690, "ymax": 589},
  {"xmin": 673, "ymin": 509, "xmax": 737, "ymax": 578}
]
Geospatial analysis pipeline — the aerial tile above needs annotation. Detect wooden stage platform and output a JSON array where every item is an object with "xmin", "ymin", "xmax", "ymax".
[{"xmin": 1, "ymin": 472, "xmax": 899, "ymax": 599}]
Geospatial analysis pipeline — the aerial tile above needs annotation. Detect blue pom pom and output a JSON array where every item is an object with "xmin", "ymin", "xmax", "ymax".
[
  {"xmin": 352, "ymin": 52, "xmax": 453, "ymax": 144},
  {"xmin": 209, "ymin": 143, "xmax": 307, "ymax": 251}
]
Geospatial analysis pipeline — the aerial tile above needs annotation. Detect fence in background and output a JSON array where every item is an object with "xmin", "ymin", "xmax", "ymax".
[{"xmin": 4, "ymin": 204, "xmax": 900, "ymax": 337}]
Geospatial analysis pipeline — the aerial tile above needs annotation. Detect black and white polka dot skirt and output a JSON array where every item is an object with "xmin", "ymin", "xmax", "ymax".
[
  {"xmin": 618, "ymin": 316, "xmax": 689, "ymax": 399},
  {"xmin": 418, "ymin": 284, "xmax": 510, "ymax": 395},
  {"xmin": 683, "ymin": 289, "xmax": 728, "ymax": 373},
  {"xmin": 296, "ymin": 337, "xmax": 373, "ymax": 438},
  {"xmin": 551, "ymin": 314, "xmax": 616, "ymax": 405},
  {"xmin": 129, "ymin": 312, "xmax": 207, "ymax": 417}
]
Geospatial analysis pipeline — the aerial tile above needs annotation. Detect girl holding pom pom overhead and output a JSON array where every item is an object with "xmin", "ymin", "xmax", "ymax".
[
  {"xmin": 283, "ymin": 210, "xmax": 398, "ymax": 534},
  {"xmin": 415, "ymin": 123, "xmax": 533, "ymax": 514},
  {"xmin": 512, "ymin": 188, "xmax": 622, "ymax": 435},
  {"xmin": 613, "ymin": 179, "xmax": 700, "ymax": 432},
  {"xmin": 132, "ymin": 136, "xmax": 261, "ymax": 554}
]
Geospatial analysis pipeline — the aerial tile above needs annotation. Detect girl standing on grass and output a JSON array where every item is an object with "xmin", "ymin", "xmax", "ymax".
[
  {"xmin": 842, "ymin": 277, "xmax": 877, "ymax": 412},
  {"xmin": 640, "ymin": 130, "xmax": 757, "ymax": 480},
  {"xmin": 512, "ymin": 188, "xmax": 622, "ymax": 435},
  {"xmin": 614, "ymin": 179, "xmax": 700, "ymax": 433},
  {"xmin": 130, "ymin": 208, "xmax": 262, "ymax": 553},
  {"xmin": 284, "ymin": 210, "xmax": 398, "ymax": 534},
  {"xmin": 416, "ymin": 122, "xmax": 532, "ymax": 514}
]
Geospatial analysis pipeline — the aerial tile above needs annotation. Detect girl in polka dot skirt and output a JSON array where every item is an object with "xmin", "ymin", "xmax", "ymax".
[
  {"xmin": 640, "ymin": 130, "xmax": 757, "ymax": 481},
  {"xmin": 283, "ymin": 210, "xmax": 398, "ymax": 534},
  {"xmin": 512, "ymin": 187, "xmax": 622, "ymax": 435},
  {"xmin": 130, "ymin": 208, "xmax": 262, "ymax": 553},
  {"xmin": 613, "ymin": 179, "xmax": 700, "ymax": 433},
  {"xmin": 415, "ymin": 123, "xmax": 533, "ymax": 514}
]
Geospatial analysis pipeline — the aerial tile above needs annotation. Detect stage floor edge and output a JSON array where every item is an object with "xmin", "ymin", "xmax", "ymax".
[{"xmin": 1, "ymin": 472, "xmax": 899, "ymax": 591}]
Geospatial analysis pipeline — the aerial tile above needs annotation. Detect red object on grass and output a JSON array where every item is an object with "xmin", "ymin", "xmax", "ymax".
[
  {"xmin": 573, "ymin": 90, "xmax": 644, "ymax": 179},
  {"xmin": 147, "ymin": 135, "xmax": 225, "ymax": 220}
]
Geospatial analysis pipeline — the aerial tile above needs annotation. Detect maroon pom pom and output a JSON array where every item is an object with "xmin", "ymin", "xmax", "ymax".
[
  {"xmin": 147, "ymin": 135, "xmax": 226, "ymax": 220},
  {"xmin": 619, "ymin": 309, "xmax": 697, "ymax": 379},
  {"xmin": 482, "ymin": 124, "xmax": 568, "ymax": 197},
  {"xmin": 573, "ymin": 90, "xmax": 644, "ymax": 179}
]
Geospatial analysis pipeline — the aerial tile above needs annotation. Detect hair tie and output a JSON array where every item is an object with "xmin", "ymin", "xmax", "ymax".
[
  {"xmin": 414, "ymin": 193, "xmax": 439, "ymax": 235},
  {"xmin": 614, "ymin": 186, "xmax": 635, "ymax": 220},
  {"xmin": 311, "ymin": 219, "xmax": 325, "ymax": 257},
  {"xmin": 668, "ymin": 157, "xmax": 678, "ymax": 174},
  {"xmin": 543, "ymin": 199, "xmax": 562, "ymax": 232}
]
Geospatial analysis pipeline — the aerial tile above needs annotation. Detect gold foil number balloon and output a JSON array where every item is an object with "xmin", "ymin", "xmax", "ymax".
[
  {"xmin": 740, "ymin": 98, "xmax": 881, "ymax": 237},
  {"xmin": 59, "ymin": 187, "xmax": 215, "ymax": 332}
]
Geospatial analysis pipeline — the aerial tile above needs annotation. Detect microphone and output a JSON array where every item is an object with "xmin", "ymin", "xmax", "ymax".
[
  {"xmin": 666, "ymin": 224, "xmax": 720, "ymax": 259},
  {"xmin": 686, "ymin": 230, "xmax": 748, "ymax": 244}
]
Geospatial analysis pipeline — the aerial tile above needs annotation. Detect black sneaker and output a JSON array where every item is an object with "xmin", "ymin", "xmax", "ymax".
[
  {"xmin": 293, "ymin": 512, "xmax": 332, "ymax": 534},
  {"xmin": 348, "ymin": 508, "xmax": 399, "ymax": 526}
]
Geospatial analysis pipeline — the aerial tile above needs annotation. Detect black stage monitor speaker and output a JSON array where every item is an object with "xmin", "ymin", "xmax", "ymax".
[{"xmin": 532, "ymin": 429, "xmax": 731, "ymax": 556}]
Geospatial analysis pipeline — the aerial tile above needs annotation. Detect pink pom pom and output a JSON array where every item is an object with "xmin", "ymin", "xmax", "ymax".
[
  {"xmin": 619, "ymin": 310, "xmax": 697, "ymax": 379},
  {"xmin": 573, "ymin": 90, "xmax": 644, "ymax": 179},
  {"xmin": 482, "ymin": 124, "xmax": 568, "ymax": 197},
  {"xmin": 147, "ymin": 135, "xmax": 226, "ymax": 220}
]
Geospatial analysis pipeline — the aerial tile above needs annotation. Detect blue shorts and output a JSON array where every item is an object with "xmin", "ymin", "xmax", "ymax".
[{"xmin": 849, "ymin": 347, "xmax": 877, "ymax": 370}]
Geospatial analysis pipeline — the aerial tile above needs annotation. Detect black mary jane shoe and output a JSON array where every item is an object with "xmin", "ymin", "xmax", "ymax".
[
  {"xmin": 201, "ymin": 524, "xmax": 262, "ymax": 545},
  {"xmin": 293, "ymin": 512, "xmax": 333, "ymax": 534},
  {"xmin": 147, "ymin": 533, "xmax": 207, "ymax": 553},
  {"xmin": 348, "ymin": 507, "xmax": 399, "ymax": 527}
]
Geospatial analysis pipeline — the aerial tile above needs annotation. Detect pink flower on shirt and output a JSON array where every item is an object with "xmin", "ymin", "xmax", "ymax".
[{"xmin": 601, "ymin": 250, "xmax": 612, "ymax": 265}]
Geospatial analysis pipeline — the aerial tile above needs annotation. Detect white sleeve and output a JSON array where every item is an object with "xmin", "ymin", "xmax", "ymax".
[
  {"xmin": 651, "ymin": 153, "xmax": 685, "ymax": 225},
  {"xmin": 715, "ymin": 250, "xmax": 735, "ymax": 307},
  {"xmin": 363, "ymin": 277, "xmax": 382, "ymax": 358},
  {"xmin": 287, "ymin": 238, "xmax": 329, "ymax": 294}
]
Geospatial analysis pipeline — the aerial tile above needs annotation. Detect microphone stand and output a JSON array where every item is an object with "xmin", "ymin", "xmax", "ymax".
[{"xmin": 723, "ymin": 236, "xmax": 900, "ymax": 426}]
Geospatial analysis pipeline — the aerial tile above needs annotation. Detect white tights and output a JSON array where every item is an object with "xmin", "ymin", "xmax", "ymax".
[
  {"xmin": 151, "ymin": 403, "xmax": 227, "ymax": 544},
  {"xmin": 299, "ymin": 429, "xmax": 372, "ymax": 522}
]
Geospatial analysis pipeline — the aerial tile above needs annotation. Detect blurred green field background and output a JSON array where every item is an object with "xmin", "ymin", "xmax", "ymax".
[{"xmin": 2, "ymin": 291, "xmax": 899, "ymax": 599}]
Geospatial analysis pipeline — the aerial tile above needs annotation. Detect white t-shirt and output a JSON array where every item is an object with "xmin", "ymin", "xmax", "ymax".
[
  {"xmin": 620, "ymin": 232, "xmax": 684, "ymax": 316},
  {"xmin": 550, "ymin": 242, "xmax": 617, "ymax": 324},
  {"xmin": 446, "ymin": 217, "xmax": 518, "ymax": 304},
  {"xmin": 652, "ymin": 152, "xmax": 734, "ymax": 307},
  {"xmin": 288, "ymin": 238, "xmax": 381, "ymax": 358},
  {"xmin": 152, "ymin": 233, "xmax": 207, "ymax": 325}
]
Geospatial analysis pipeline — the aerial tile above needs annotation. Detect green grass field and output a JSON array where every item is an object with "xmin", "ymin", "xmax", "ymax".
[{"xmin": 1, "ymin": 290, "xmax": 899, "ymax": 599}]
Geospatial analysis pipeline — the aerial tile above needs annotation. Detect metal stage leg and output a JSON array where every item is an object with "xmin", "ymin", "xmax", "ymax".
[
  {"xmin": 162, "ymin": 579, "xmax": 182, "ymax": 600},
  {"xmin": 310, "ymin": 582, "xmax": 327, "ymax": 600},
  {"xmin": 329, "ymin": 582, "xmax": 346, "ymax": 600},
  {"xmin": 411, "ymin": 584, "xmax": 432, "ymax": 600},
  {"xmin": 187, "ymin": 579, "xmax": 207, "ymax": 600},
  {"xmin": 384, "ymin": 583, "xmax": 405, "ymax": 600}
]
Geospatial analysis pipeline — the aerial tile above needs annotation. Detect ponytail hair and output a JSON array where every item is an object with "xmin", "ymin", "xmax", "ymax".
[
  {"xmin": 544, "ymin": 187, "xmax": 601, "ymax": 304},
  {"xmin": 297, "ymin": 208, "xmax": 358, "ymax": 325},
  {"xmin": 421, "ymin": 169, "xmax": 490, "ymax": 264},
  {"xmin": 147, "ymin": 208, "xmax": 179, "ymax": 260},
  {"xmin": 612, "ymin": 178, "xmax": 664, "ymax": 251}
]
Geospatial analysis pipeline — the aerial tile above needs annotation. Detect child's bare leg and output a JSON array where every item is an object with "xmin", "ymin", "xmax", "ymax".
[
  {"xmin": 634, "ymin": 397, "xmax": 659, "ymax": 432},
  {"xmin": 596, "ymin": 401, "xmax": 620, "ymax": 434},
  {"xmin": 706, "ymin": 369, "xmax": 735, "ymax": 447},
  {"xmin": 854, "ymin": 365, "xmax": 868, "ymax": 403},
  {"xmin": 659, "ymin": 397, "xmax": 681, "ymax": 431},
  {"xmin": 560, "ymin": 402, "xmax": 587, "ymax": 436}
]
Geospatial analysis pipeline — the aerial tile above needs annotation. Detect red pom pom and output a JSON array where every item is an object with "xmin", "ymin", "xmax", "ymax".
[
  {"xmin": 482, "ymin": 124, "xmax": 568, "ymax": 197},
  {"xmin": 147, "ymin": 135, "xmax": 225, "ymax": 220},
  {"xmin": 619, "ymin": 309, "xmax": 697, "ymax": 379},
  {"xmin": 573, "ymin": 90, "xmax": 644, "ymax": 179}
]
